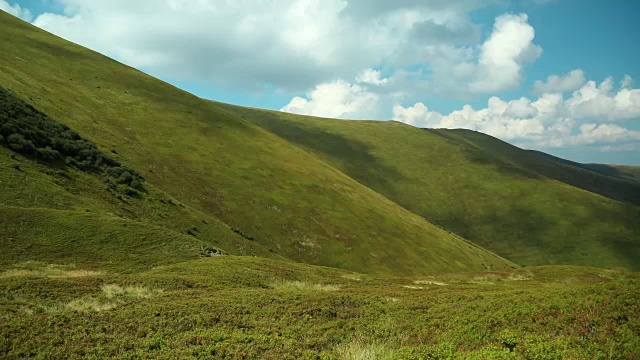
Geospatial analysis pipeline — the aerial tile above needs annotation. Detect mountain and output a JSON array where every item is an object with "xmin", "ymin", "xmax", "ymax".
[
  {"xmin": 0, "ymin": 10, "xmax": 514, "ymax": 276},
  {"xmin": 609, "ymin": 164, "xmax": 640, "ymax": 183},
  {"xmin": 215, "ymin": 103, "xmax": 640, "ymax": 270},
  {"xmin": 1, "ymin": 9, "xmax": 638, "ymax": 274},
  {"xmin": 430, "ymin": 128, "xmax": 640, "ymax": 205}
]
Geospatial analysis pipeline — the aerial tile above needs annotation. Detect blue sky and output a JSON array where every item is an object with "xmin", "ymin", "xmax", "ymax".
[{"xmin": 2, "ymin": 0, "xmax": 639, "ymax": 165}]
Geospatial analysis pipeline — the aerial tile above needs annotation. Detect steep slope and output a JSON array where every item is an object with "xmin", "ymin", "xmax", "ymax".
[
  {"xmin": 0, "ymin": 11, "xmax": 514, "ymax": 275},
  {"xmin": 215, "ymin": 103, "xmax": 640, "ymax": 270},
  {"xmin": 0, "ymin": 144, "xmax": 279, "ymax": 270},
  {"xmin": 430, "ymin": 128, "xmax": 640, "ymax": 205}
]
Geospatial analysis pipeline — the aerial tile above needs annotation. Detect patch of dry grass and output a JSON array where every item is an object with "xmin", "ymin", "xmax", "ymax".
[
  {"xmin": 414, "ymin": 280, "xmax": 448, "ymax": 286},
  {"xmin": 66, "ymin": 298, "xmax": 118, "ymax": 312},
  {"xmin": 341, "ymin": 273, "xmax": 364, "ymax": 281},
  {"xmin": 0, "ymin": 262, "xmax": 101, "ymax": 279},
  {"xmin": 270, "ymin": 280, "xmax": 340, "ymax": 292},
  {"xmin": 334, "ymin": 339, "xmax": 395, "ymax": 360},
  {"xmin": 402, "ymin": 285, "xmax": 424, "ymax": 290},
  {"xmin": 101, "ymin": 284, "xmax": 163, "ymax": 299}
]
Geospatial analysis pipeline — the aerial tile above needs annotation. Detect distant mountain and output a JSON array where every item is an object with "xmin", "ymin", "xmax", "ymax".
[{"xmin": 431, "ymin": 129, "xmax": 640, "ymax": 205}]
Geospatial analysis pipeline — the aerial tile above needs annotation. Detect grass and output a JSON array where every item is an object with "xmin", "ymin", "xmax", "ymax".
[
  {"xmin": 612, "ymin": 165, "xmax": 640, "ymax": 183},
  {"xmin": 270, "ymin": 280, "xmax": 341, "ymax": 292},
  {"xmin": 0, "ymin": 262, "xmax": 101, "ymax": 279},
  {"xmin": 334, "ymin": 339, "xmax": 395, "ymax": 360},
  {"xmin": 0, "ymin": 11, "xmax": 516, "ymax": 276},
  {"xmin": 431, "ymin": 128, "xmax": 640, "ymax": 206},
  {"xmin": 101, "ymin": 284, "xmax": 163, "ymax": 299},
  {"xmin": 215, "ymin": 103, "xmax": 640, "ymax": 271},
  {"xmin": 0, "ymin": 257, "xmax": 638, "ymax": 359},
  {"xmin": 0, "ymin": 10, "xmax": 639, "ymax": 359}
]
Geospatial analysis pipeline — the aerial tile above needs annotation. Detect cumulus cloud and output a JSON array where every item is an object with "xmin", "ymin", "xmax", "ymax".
[
  {"xmin": 280, "ymin": 80, "xmax": 380, "ymax": 120},
  {"xmin": 537, "ymin": 124, "xmax": 640, "ymax": 148},
  {"xmin": 392, "ymin": 102, "xmax": 442, "ymax": 126},
  {"xmin": 620, "ymin": 75, "xmax": 634, "ymax": 89},
  {"xmin": 388, "ymin": 12, "xmax": 542, "ymax": 97},
  {"xmin": 0, "ymin": 0, "xmax": 32, "ymax": 21},
  {"xmin": 392, "ymin": 75, "xmax": 640, "ymax": 149},
  {"xmin": 566, "ymin": 77, "xmax": 640, "ymax": 120},
  {"xmin": 469, "ymin": 13, "xmax": 542, "ymax": 93},
  {"xmin": 28, "ymin": 0, "xmax": 491, "ymax": 93},
  {"xmin": 281, "ymin": 12, "xmax": 544, "ymax": 120},
  {"xmin": 356, "ymin": 69, "xmax": 389, "ymax": 86},
  {"xmin": 533, "ymin": 69, "xmax": 586, "ymax": 95},
  {"xmin": 27, "ymin": 2, "xmax": 541, "ymax": 99}
]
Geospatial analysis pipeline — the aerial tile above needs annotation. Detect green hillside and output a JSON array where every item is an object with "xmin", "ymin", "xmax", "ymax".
[
  {"xmin": 430, "ymin": 129, "xmax": 640, "ymax": 205},
  {"xmin": 215, "ymin": 104, "xmax": 640, "ymax": 270},
  {"xmin": 610, "ymin": 165, "xmax": 640, "ymax": 183},
  {"xmin": 0, "ymin": 10, "xmax": 514, "ymax": 276}
]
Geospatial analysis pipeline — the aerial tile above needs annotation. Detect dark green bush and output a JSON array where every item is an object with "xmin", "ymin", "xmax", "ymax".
[{"xmin": 0, "ymin": 85, "xmax": 145, "ymax": 196}]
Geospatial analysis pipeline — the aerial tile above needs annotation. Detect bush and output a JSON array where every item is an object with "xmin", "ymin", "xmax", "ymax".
[{"xmin": 0, "ymin": 85, "xmax": 145, "ymax": 196}]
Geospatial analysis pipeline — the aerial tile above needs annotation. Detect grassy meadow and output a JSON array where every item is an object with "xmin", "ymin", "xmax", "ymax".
[
  {"xmin": 1, "ymin": 258, "xmax": 638, "ymax": 359},
  {"xmin": 0, "ymin": 9, "xmax": 639, "ymax": 359}
]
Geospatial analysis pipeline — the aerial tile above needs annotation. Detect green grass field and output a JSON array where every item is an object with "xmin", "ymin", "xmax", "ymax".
[
  {"xmin": 1, "ymin": 10, "xmax": 639, "ymax": 359},
  {"xmin": 1, "ymin": 258, "xmax": 638, "ymax": 359}
]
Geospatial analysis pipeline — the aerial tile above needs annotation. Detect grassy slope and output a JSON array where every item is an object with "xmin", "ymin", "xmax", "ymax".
[
  {"xmin": 215, "ymin": 104, "xmax": 640, "ymax": 270},
  {"xmin": 611, "ymin": 165, "xmax": 640, "ymax": 183},
  {"xmin": 0, "ymin": 145, "xmax": 280, "ymax": 270},
  {"xmin": 0, "ymin": 11, "xmax": 514, "ymax": 276},
  {"xmin": 1, "ymin": 257, "xmax": 638, "ymax": 359},
  {"xmin": 431, "ymin": 128, "xmax": 640, "ymax": 205}
]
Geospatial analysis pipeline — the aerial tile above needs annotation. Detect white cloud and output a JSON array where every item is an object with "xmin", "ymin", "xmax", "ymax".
[
  {"xmin": 392, "ymin": 102, "xmax": 441, "ymax": 126},
  {"xmin": 504, "ymin": 97, "xmax": 538, "ymax": 119},
  {"xmin": 469, "ymin": 13, "xmax": 542, "ymax": 93},
  {"xmin": 29, "ymin": 0, "xmax": 488, "ymax": 93},
  {"xmin": 566, "ymin": 77, "xmax": 640, "ymax": 120},
  {"xmin": 281, "ymin": 11, "xmax": 545, "ymax": 120},
  {"xmin": 0, "ymin": 0, "xmax": 32, "ymax": 21},
  {"xmin": 392, "ymin": 75, "xmax": 640, "ymax": 149},
  {"xmin": 599, "ymin": 143, "xmax": 640, "ymax": 152},
  {"xmin": 396, "ymin": 12, "xmax": 542, "ymax": 97},
  {"xmin": 29, "ymin": 2, "xmax": 542, "ymax": 99},
  {"xmin": 538, "ymin": 124, "xmax": 640, "ymax": 148},
  {"xmin": 620, "ymin": 75, "xmax": 634, "ymax": 89},
  {"xmin": 280, "ymin": 80, "xmax": 380, "ymax": 120},
  {"xmin": 356, "ymin": 69, "xmax": 389, "ymax": 86},
  {"xmin": 533, "ymin": 69, "xmax": 586, "ymax": 95}
]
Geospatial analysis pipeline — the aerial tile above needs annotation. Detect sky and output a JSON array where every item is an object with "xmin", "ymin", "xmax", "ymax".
[{"xmin": 1, "ymin": 0, "xmax": 639, "ymax": 165}]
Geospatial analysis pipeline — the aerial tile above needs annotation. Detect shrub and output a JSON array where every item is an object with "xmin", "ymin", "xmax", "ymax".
[{"xmin": 0, "ymin": 85, "xmax": 145, "ymax": 196}]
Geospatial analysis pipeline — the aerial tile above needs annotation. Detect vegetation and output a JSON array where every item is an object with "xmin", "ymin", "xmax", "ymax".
[
  {"xmin": 429, "ymin": 128, "xmax": 640, "ymax": 205},
  {"xmin": 0, "ymin": 85, "xmax": 145, "ymax": 196},
  {"xmin": 0, "ymin": 10, "xmax": 639, "ymax": 359},
  {"xmin": 216, "ymin": 103, "xmax": 640, "ymax": 271},
  {"xmin": 1, "ymin": 258, "xmax": 638, "ymax": 359},
  {"xmin": 611, "ymin": 165, "xmax": 640, "ymax": 183},
  {"xmin": 0, "ymin": 10, "xmax": 514, "ymax": 276},
  {"xmin": 0, "ymin": 143, "xmax": 279, "ymax": 273}
]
